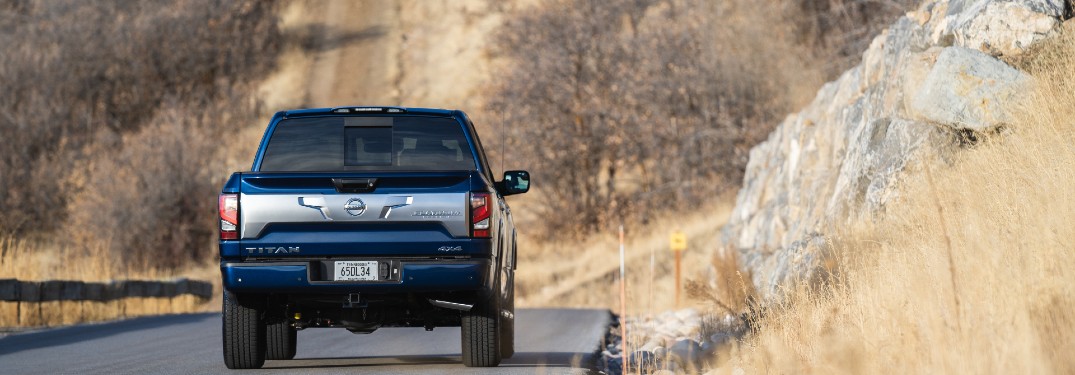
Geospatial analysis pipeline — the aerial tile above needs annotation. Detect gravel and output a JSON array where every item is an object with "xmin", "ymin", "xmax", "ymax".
[{"xmin": 596, "ymin": 308, "xmax": 747, "ymax": 374}]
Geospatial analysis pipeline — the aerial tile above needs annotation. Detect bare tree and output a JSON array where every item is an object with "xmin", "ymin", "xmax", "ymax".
[
  {"xmin": 0, "ymin": 0, "xmax": 281, "ymax": 270},
  {"xmin": 489, "ymin": 0, "xmax": 912, "ymax": 236}
]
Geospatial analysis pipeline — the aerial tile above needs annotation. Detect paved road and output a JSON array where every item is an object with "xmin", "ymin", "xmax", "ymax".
[{"xmin": 0, "ymin": 308, "xmax": 609, "ymax": 375}]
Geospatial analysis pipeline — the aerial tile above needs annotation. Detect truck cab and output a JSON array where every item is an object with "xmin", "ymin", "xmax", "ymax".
[{"xmin": 218, "ymin": 107, "xmax": 528, "ymax": 369}]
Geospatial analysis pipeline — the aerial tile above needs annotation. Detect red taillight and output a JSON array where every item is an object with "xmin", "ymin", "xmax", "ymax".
[
  {"xmin": 470, "ymin": 192, "xmax": 490, "ymax": 238},
  {"xmin": 219, "ymin": 193, "xmax": 239, "ymax": 240}
]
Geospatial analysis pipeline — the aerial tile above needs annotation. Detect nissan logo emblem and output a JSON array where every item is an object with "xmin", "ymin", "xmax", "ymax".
[{"xmin": 344, "ymin": 198, "xmax": 366, "ymax": 216}]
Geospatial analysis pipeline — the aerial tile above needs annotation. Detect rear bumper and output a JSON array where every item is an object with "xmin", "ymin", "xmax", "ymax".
[{"xmin": 221, "ymin": 259, "xmax": 489, "ymax": 293}]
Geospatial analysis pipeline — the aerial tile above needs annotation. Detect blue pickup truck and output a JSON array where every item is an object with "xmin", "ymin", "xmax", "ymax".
[{"xmin": 217, "ymin": 107, "xmax": 529, "ymax": 369}]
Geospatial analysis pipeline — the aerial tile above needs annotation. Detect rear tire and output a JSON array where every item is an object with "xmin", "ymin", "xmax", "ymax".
[
  {"xmin": 265, "ymin": 320, "xmax": 297, "ymax": 360},
  {"xmin": 461, "ymin": 292, "xmax": 502, "ymax": 367},
  {"xmin": 222, "ymin": 290, "xmax": 266, "ymax": 369}
]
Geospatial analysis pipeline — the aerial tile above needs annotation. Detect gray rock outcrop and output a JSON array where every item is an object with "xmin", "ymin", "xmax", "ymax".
[
  {"xmin": 944, "ymin": 0, "xmax": 1067, "ymax": 56},
  {"xmin": 720, "ymin": 0, "xmax": 1069, "ymax": 299},
  {"xmin": 910, "ymin": 46, "xmax": 1032, "ymax": 130}
]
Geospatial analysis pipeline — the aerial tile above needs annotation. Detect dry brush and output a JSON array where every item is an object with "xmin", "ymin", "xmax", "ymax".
[{"xmin": 720, "ymin": 25, "xmax": 1075, "ymax": 374}]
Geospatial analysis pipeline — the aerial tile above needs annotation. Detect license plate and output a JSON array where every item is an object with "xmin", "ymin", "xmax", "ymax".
[{"xmin": 334, "ymin": 261, "xmax": 378, "ymax": 281}]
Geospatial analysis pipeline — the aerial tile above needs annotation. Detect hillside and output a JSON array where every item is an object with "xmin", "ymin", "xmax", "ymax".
[
  {"xmin": 722, "ymin": 0, "xmax": 1072, "ymax": 300},
  {"xmin": 9, "ymin": 4, "xmax": 1067, "ymax": 373},
  {"xmin": 712, "ymin": 0, "xmax": 1075, "ymax": 373}
]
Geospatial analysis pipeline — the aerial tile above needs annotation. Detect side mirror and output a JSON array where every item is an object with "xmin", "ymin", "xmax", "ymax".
[{"xmin": 499, "ymin": 170, "xmax": 530, "ymax": 196}]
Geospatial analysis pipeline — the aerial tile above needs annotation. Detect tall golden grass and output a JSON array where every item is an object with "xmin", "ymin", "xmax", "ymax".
[
  {"xmin": 0, "ymin": 237, "xmax": 219, "ymax": 328},
  {"xmin": 717, "ymin": 25, "xmax": 1075, "ymax": 374}
]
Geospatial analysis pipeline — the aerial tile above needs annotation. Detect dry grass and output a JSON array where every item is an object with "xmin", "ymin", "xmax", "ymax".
[
  {"xmin": 715, "ymin": 25, "xmax": 1075, "ymax": 374},
  {"xmin": 0, "ymin": 236, "xmax": 218, "ymax": 283},
  {"xmin": 0, "ymin": 236, "xmax": 219, "ymax": 329},
  {"xmin": 0, "ymin": 296, "xmax": 211, "ymax": 329},
  {"xmin": 686, "ymin": 247, "xmax": 757, "ymax": 317},
  {"xmin": 516, "ymin": 194, "xmax": 736, "ymax": 315}
]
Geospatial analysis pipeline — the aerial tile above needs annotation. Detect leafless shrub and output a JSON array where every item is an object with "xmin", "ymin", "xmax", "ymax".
[
  {"xmin": 489, "ymin": 0, "xmax": 911, "ymax": 236},
  {"xmin": 781, "ymin": 0, "xmax": 918, "ymax": 78},
  {"xmin": 686, "ymin": 246, "xmax": 758, "ymax": 317},
  {"xmin": 65, "ymin": 100, "xmax": 253, "ymax": 270},
  {"xmin": 0, "ymin": 1, "xmax": 281, "ymax": 270}
]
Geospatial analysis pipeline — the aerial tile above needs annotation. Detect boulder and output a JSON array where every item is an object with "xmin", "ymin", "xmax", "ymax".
[
  {"xmin": 605, "ymin": 355, "xmax": 624, "ymax": 375},
  {"xmin": 628, "ymin": 350, "xmax": 660, "ymax": 372},
  {"xmin": 639, "ymin": 340, "xmax": 661, "ymax": 352},
  {"xmin": 674, "ymin": 308, "xmax": 700, "ymax": 321},
  {"xmin": 667, "ymin": 339, "xmax": 705, "ymax": 369},
  {"xmin": 709, "ymin": 332, "xmax": 733, "ymax": 346},
  {"xmin": 941, "ymin": 0, "xmax": 1066, "ymax": 56},
  {"xmin": 652, "ymin": 345, "xmax": 667, "ymax": 360},
  {"xmin": 909, "ymin": 46, "xmax": 1031, "ymax": 131},
  {"xmin": 675, "ymin": 324, "xmax": 699, "ymax": 338}
]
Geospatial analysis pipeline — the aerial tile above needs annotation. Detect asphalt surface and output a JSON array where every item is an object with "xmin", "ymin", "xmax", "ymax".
[{"xmin": 0, "ymin": 308, "xmax": 609, "ymax": 375}]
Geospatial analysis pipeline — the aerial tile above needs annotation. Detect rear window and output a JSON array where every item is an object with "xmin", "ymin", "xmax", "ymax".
[{"xmin": 259, "ymin": 116, "xmax": 477, "ymax": 172}]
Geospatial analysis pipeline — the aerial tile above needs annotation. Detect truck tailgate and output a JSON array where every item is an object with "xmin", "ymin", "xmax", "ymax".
[{"xmin": 236, "ymin": 171, "xmax": 481, "ymax": 257}]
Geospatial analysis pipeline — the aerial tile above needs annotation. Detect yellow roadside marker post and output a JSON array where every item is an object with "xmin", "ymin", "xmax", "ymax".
[{"xmin": 670, "ymin": 231, "xmax": 687, "ymax": 307}]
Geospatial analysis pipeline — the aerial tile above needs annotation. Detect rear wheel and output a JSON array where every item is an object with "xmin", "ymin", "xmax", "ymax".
[
  {"xmin": 265, "ymin": 320, "xmax": 297, "ymax": 360},
  {"xmin": 461, "ymin": 291, "xmax": 502, "ymax": 367},
  {"xmin": 222, "ymin": 290, "xmax": 266, "ymax": 369}
]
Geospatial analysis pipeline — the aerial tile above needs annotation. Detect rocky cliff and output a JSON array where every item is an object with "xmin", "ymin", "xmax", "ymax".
[{"xmin": 721, "ymin": 0, "xmax": 1072, "ymax": 299}]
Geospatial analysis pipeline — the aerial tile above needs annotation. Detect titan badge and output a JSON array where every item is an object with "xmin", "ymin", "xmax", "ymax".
[{"xmin": 246, "ymin": 246, "xmax": 301, "ymax": 254}]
